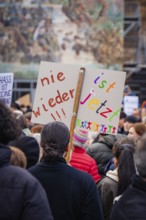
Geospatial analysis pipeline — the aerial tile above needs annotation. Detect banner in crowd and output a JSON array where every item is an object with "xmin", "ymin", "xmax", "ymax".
[
  {"xmin": 32, "ymin": 62, "xmax": 126, "ymax": 135},
  {"xmin": 0, "ymin": 73, "xmax": 14, "ymax": 107},
  {"xmin": 124, "ymin": 96, "xmax": 139, "ymax": 115}
]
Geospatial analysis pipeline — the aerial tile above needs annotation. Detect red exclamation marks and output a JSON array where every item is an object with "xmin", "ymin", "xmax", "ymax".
[
  {"xmin": 51, "ymin": 113, "xmax": 56, "ymax": 121},
  {"xmin": 56, "ymin": 111, "xmax": 61, "ymax": 120},
  {"xmin": 62, "ymin": 108, "xmax": 66, "ymax": 118},
  {"xmin": 51, "ymin": 109, "xmax": 66, "ymax": 121}
]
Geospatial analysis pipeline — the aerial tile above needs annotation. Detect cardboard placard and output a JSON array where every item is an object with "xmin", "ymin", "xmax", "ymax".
[
  {"xmin": 0, "ymin": 73, "xmax": 14, "ymax": 107},
  {"xmin": 124, "ymin": 96, "xmax": 139, "ymax": 115},
  {"xmin": 32, "ymin": 62, "xmax": 126, "ymax": 135}
]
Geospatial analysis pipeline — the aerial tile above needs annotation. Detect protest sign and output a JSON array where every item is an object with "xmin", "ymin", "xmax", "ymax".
[
  {"xmin": 124, "ymin": 96, "xmax": 139, "ymax": 115},
  {"xmin": 32, "ymin": 62, "xmax": 126, "ymax": 135},
  {"xmin": 0, "ymin": 73, "xmax": 14, "ymax": 107}
]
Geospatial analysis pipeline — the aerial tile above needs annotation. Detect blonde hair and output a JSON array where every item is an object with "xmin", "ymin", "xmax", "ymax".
[{"xmin": 10, "ymin": 146, "xmax": 27, "ymax": 168}]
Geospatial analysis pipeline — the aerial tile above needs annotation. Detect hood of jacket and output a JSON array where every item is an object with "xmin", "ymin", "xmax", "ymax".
[
  {"xmin": 106, "ymin": 168, "xmax": 118, "ymax": 182},
  {"xmin": 98, "ymin": 133, "xmax": 126, "ymax": 150},
  {"xmin": 0, "ymin": 144, "xmax": 11, "ymax": 167}
]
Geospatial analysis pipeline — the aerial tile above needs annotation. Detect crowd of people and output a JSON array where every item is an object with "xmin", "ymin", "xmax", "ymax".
[{"xmin": 1, "ymin": 89, "xmax": 146, "ymax": 219}]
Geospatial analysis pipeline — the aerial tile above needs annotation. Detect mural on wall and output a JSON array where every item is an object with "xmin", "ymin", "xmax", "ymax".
[{"xmin": 0, "ymin": 0, "xmax": 124, "ymax": 78}]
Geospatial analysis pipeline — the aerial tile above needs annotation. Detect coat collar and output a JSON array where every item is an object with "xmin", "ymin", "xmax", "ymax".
[
  {"xmin": 41, "ymin": 157, "xmax": 67, "ymax": 165},
  {"xmin": 106, "ymin": 168, "xmax": 119, "ymax": 182}
]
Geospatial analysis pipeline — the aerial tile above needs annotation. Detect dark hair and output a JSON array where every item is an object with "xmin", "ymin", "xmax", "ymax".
[
  {"xmin": 41, "ymin": 121, "xmax": 70, "ymax": 161},
  {"xmin": 125, "ymin": 115, "xmax": 137, "ymax": 124},
  {"xmin": 134, "ymin": 134, "xmax": 146, "ymax": 178},
  {"xmin": 0, "ymin": 102, "xmax": 21, "ymax": 144},
  {"xmin": 113, "ymin": 137, "xmax": 136, "ymax": 195},
  {"xmin": 11, "ymin": 101, "xmax": 21, "ymax": 110},
  {"xmin": 120, "ymin": 111, "xmax": 127, "ymax": 119}
]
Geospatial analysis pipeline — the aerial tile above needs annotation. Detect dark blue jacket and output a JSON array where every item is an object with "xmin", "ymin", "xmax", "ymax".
[
  {"xmin": 0, "ymin": 145, "xmax": 53, "ymax": 220},
  {"xmin": 29, "ymin": 158, "xmax": 104, "ymax": 220}
]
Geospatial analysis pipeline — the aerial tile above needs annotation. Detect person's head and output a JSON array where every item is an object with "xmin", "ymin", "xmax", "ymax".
[
  {"xmin": 0, "ymin": 101, "xmax": 21, "ymax": 144},
  {"xmin": 112, "ymin": 137, "xmax": 136, "ymax": 195},
  {"xmin": 9, "ymin": 136, "xmax": 40, "ymax": 169},
  {"xmin": 134, "ymin": 134, "xmax": 146, "ymax": 179},
  {"xmin": 123, "ymin": 85, "xmax": 131, "ymax": 96},
  {"xmin": 132, "ymin": 108, "xmax": 141, "ymax": 121},
  {"xmin": 112, "ymin": 137, "xmax": 135, "ymax": 166},
  {"xmin": 10, "ymin": 101, "xmax": 21, "ymax": 111},
  {"xmin": 124, "ymin": 115, "xmax": 137, "ymax": 133},
  {"xmin": 128, "ymin": 123, "xmax": 146, "ymax": 143},
  {"xmin": 13, "ymin": 111, "xmax": 29, "ymax": 130},
  {"xmin": 10, "ymin": 146, "xmax": 27, "ymax": 168},
  {"xmin": 41, "ymin": 121, "xmax": 70, "ymax": 161},
  {"xmin": 73, "ymin": 128, "xmax": 88, "ymax": 147},
  {"xmin": 118, "ymin": 111, "xmax": 127, "ymax": 129}
]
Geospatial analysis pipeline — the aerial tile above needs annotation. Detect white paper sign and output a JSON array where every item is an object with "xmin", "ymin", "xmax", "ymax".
[
  {"xmin": 32, "ymin": 62, "xmax": 126, "ymax": 135},
  {"xmin": 0, "ymin": 73, "xmax": 14, "ymax": 107},
  {"xmin": 124, "ymin": 96, "xmax": 139, "ymax": 115}
]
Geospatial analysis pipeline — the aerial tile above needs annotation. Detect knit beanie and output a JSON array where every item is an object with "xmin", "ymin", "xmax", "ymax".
[
  {"xmin": 9, "ymin": 136, "xmax": 40, "ymax": 169},
  {"xmin": 73, "ymin": 128, "xmax": 88, "ymax": 147}
]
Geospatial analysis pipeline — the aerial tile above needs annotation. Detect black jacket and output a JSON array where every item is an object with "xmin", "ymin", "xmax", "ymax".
[
  {"xmin": 0, "ymin": 145, "xmax": 53, "ymax": 220},
  {"xmin": 29, "ymin": 158, "xmax": 104, "ymax": 220},
  {"xmin": 110, "ymin": 175, "xmax": 146, "ymax": 220},
  {"xmin": 86, "ymin": 134, "xmax": 124, "ymax": 175}
]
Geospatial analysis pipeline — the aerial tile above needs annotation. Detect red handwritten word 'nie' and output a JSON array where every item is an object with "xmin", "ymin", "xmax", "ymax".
[{"xmin": 40, "ymin": 71, "xmax": 65, "ymax": 86}]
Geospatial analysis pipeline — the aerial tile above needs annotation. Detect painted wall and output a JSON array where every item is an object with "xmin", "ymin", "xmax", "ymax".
[{"xmin": 0, "ymin": 0, "xmax": 124, "ymax": 78}]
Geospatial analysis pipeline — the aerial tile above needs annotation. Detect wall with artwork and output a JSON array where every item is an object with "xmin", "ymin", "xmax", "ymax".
[{"xmin": 0, "ymin": 0, "xmax": 124, "ymax": 78}]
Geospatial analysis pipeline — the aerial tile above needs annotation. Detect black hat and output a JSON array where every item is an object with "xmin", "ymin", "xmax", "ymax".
[
  {"xmin": 125, "ymin": 115, "xmax": 137, "ymax": 124},
  {"xmin": 10, "ymin": 136, "xmax": 40, "ymax": 169}
]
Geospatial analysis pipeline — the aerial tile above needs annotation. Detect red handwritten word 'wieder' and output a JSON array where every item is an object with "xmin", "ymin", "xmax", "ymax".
[{"xmin": 32, "ymin": 71, "xmax": 75, "ymax": 120}]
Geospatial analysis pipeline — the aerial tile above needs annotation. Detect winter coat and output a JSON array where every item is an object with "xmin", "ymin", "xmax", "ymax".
[
  {"xmin": 97, "ymin": 169, "xmax": 118, "ymax": 220},
  {"xmin": 29, "ymin": 158, "xmax": 104, "ymax": 220},
  {"xmin": 86, "ymin": 134, "xmax": 124, "ymax": 175},
  {"xmin": 0, "ymin": 144, "xmax": 53, "ymax": 220},
  {"xmin": 110, "ymin": 175, "xmax": 146, "ymax": 220},
  {"xmin": 70, "ymin": 146, "xmax": 101, "ymax": 183},
  {"xmin": 104, "ymin": 158, "xmax": 115, "ymax": 174}
]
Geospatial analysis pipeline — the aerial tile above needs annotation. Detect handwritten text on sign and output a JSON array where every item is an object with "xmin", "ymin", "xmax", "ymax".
[
  {"xmin": 31, "ymin": 62, "xmax": 126, "ymax": 134},
  {"xmin": 0, "ymin": 73, "xmax": 14, "ymax": 106},
  {"xmin": 31, "ymin": 62, "xmax": 79, "ymax": 128}
]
